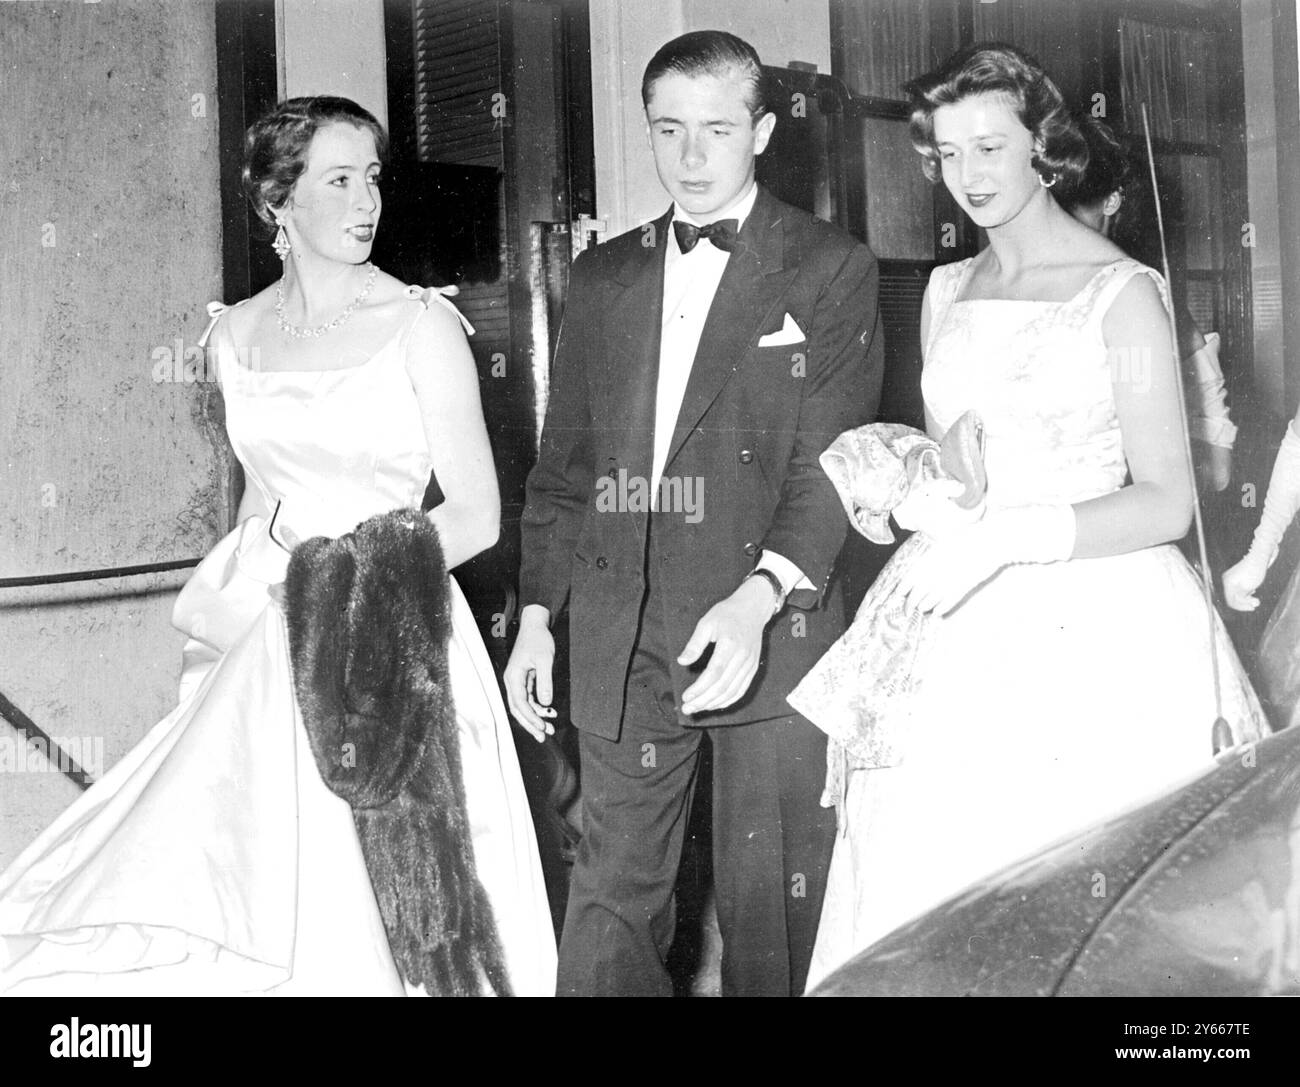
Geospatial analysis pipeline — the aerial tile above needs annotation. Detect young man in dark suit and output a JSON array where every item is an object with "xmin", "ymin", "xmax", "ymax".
[{"xmin": 505, "ymin": 29, "xmax": 883, "ymax": 996}]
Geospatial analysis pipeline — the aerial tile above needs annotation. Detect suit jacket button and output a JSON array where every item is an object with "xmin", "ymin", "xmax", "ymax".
[
  {"xmin": 743, "ymin": 541, "xmax": 757, "ymax": 557},
  {"xmin": 596, "ymin": 556, "xmax": 609, "ymax": 570},
  {"xmin": 739, "ymin": 449, "xmax": 754, "ymax": 464}
]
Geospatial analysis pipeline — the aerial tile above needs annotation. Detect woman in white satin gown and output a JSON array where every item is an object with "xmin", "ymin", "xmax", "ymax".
[
  {"xmin": 793, "ymin": 46, "xmax": 1266, "ymax": 992},
  {"xmin": 0, "ymin": 96, "xmax": 556, "ymax": 996}
]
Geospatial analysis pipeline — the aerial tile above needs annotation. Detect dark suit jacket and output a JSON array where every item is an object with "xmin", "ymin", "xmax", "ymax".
[{"xmin": 520, "ymin": 185, "xmax": 883, "ymax": 737}]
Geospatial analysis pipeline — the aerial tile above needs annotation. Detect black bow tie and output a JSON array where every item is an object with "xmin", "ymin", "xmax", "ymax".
[{"xmin": 673, "ymin": 218, "xmax": 739, "ymax": 253}]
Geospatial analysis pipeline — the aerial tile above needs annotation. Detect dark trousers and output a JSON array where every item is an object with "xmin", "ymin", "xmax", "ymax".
[{"xmin": 555, "ymin": 591, "xmax": 836, "ymax": 997}]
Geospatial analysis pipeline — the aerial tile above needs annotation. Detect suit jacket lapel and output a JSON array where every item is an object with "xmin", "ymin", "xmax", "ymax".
[
  {"xmin": 663, "ymin": 187, "xmax": 797, "ymax": 474},
  {"xmin": 601, "ymin": 209, "xmax": 670, "ymax": 524}
]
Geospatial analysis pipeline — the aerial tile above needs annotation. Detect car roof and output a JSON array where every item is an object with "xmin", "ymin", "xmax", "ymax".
[{"xmin": 810, "ymin": 724, "xmax": 1299, "ymax": 997}]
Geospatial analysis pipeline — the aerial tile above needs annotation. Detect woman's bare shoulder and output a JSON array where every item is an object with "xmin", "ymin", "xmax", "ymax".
[
  {"xmin": 368, "ymin": 266, "xmax": 417, "ymax": 305},
  {"xmin": 1058, "ymin": 218, "xmax": 1132, "ymax": 271},
  {"xmin": 224, "ymin": 283, "xmax": 276, "ymax": 344},
  {"xmin": 363, "ymin": 267, "xmax": 461, "ymax": 334}
]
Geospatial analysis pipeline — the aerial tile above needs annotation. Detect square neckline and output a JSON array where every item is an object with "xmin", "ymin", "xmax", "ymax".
[{"xmin": 950, "ymin": 257, "xmax": 1135, "ymax": 308}]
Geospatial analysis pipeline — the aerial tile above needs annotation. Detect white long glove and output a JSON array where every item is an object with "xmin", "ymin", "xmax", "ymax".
[
  {"xmin": 899, "ymin": 503, "xmax": 1077, "ymax": 616},
  {"xmin": 1223, "ymin": 421, "xmax": 1300, "ymax": 611},
  {"xmin": 892, "ymin": 477, "xmax": 985, "ymax": 538}
]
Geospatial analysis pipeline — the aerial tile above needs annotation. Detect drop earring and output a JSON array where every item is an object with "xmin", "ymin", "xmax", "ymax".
[
  {"xmin": 1031, "ymin": 150, "xmax": 1058, "ymax": 189},
  {"xmin": 272, "ymin": 213, "xmax": 291, "ymax": 261}
]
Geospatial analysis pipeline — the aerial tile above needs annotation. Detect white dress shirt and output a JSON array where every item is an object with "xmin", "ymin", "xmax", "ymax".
[{"xmin": 652, "ymin": 182, "xmax": 812, "ymax": 601}]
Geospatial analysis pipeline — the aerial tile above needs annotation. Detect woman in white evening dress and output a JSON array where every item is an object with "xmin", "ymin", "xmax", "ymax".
[
  {"xmin": 794, "ymin": 46, "xmax": 1267, "ymax": 992},
  {"xmin": 1054, "ymin": 115, "xmax": 1237, "ymax": 496},
  {"xmin": 0, "ymin": 96, "xmax": 556, "ymax": 996}
]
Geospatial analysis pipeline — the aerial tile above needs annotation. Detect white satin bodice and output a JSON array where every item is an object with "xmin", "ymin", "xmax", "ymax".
[
  {"xmin": 200, "ymin": 285, "xmax": 472, "ymax": 542},
  {"xmin": 922, "ymin": 258, "xmax": 1168, "ymax": 511}
]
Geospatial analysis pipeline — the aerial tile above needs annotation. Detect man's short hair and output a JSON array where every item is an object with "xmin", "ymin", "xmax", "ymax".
[{"xmin": 641, "ymin": 30, "xmax": 768, "ymax": 118}]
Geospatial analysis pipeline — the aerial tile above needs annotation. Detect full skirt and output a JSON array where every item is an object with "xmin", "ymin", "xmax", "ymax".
[
  {"xmin": 802, "ymin": 543, "xmax": 1268, "ymax": 991},
  {"xmin": 0, "ymin": 522, "xmax": 555, "ymax": 996}
]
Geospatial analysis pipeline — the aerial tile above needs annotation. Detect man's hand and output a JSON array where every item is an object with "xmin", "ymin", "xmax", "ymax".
[
  {"xmin": 504, "ymin": 604, "xmax": 558, "ymax": 742},
  {"xmin": 678, "ymin": 577, "xmax": 774, "ymax": 716}
]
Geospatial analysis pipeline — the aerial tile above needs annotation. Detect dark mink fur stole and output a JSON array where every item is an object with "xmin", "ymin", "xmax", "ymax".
[{"xmin": 283, "ymin": 508, "xmax": 511, "ymax": 996}]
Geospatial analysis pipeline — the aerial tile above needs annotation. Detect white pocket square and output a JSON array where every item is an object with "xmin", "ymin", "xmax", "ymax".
[{"xmin": 757, "ymin": 313, "xmax": 805, "ymax": 347}]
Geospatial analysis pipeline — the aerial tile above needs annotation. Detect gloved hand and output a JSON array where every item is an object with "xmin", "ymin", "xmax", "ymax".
[
  {"xmin": 892, "ymin": 477, "xmax": 985, "ymax": 539},
  {"xmin": 898, "ymin": 503, "xmax": 1076, "ymax": 616},
  {"xmin": 1222, "ymin": 550, "xmax": 1270, "ymax": 612},
  {"xmin": 1223, "ymin": 421, "xmax": 1300, "ymax": 611}
]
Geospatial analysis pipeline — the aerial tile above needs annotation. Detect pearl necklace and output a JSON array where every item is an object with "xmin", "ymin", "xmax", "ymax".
[{"xmin": 275, "ymin": 263, "xmax": 377, "ymax": 340}]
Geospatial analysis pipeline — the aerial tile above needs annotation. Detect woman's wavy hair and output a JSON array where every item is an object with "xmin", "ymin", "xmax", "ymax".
[
  {"xmin": 242, "ymin": 96, "xmax": 388, "ymax": 233},
  {"xmin": 903, "ymin": 42, "xmax": 1088, "ymax": 190}
]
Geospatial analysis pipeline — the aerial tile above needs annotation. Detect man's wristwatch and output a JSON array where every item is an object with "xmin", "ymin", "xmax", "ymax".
[{"xmin": 743, "ymin": 567, "xmax": 785, "ymax": 617}]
